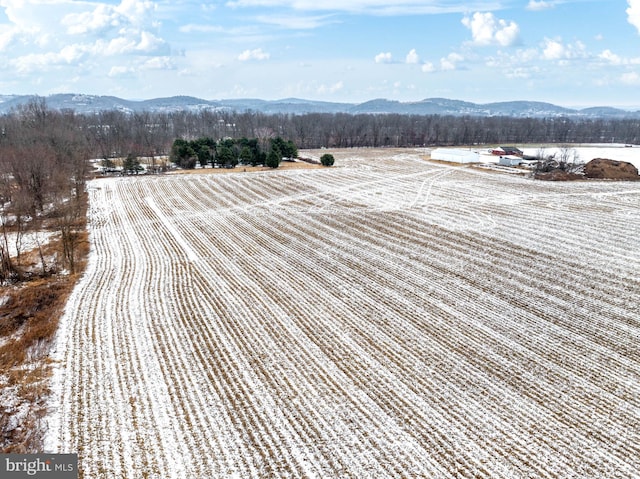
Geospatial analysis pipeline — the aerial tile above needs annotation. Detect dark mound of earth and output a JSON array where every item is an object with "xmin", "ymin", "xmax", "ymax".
[
  {"xmin": 534, "ymin": 170, "xmax": 584, "ymax": 181},
  {"xmin": 584, "ymin": 158, "xmax": 639, "ymax": 180}
]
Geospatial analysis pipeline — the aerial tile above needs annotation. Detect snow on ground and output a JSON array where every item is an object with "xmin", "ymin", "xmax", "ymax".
[
  {"xmin": 475, "ymin": 144, "xmax": 640, "ymax": 169},
  {"xmin": 524, "ymin": 144, "xmax": 640, "ymax": 169},
  {"xmin": 46, "ymin": 149, "xmax": 640, "ymax": 478},
  {"xmin": 2, "ymin": 230, "xmax": 56, "ymax": 258}
]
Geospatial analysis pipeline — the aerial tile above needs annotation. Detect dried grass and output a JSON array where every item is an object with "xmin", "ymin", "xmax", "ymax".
[
  {"xmin": 0, "ymin": 279, "xmax": 72, "ymax": 367},
  {"xmin": 166, "ymin": 160, "xmax": 323, "ymax": 176},
  {"xmin": 1, "ymin": 200, "xmax": 88, "ymax": 452}
]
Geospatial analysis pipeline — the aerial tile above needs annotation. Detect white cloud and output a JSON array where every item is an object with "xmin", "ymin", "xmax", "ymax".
[
  {"xmin": 526, "ymin": 0, "xmax": 556, "ymax": 11},
  {"xmin": 440, "ymin": 52, "xmax": 463, "ymax": 71},
  {"xmin": 621, "ymin": 71, "xmax": 640, "ymax": 85},
  {"xmin": 254, "ymin": 14, "xmax": 336, "ymax": 29},
  {"xmin": 492, "ymin": 47, "xmax": 542, "ymax": 68},
  {"xmin": 62, "ymin": 4, "xmax": 121, "ymax": 35},
  {"xmin": 600, "ymin": 49, "xmax": 624, "ymax": 65},
  {"xmin": 1, "ymin": 0, "xmax": 157, "ymax": 37},
  {"xmin": 542, "ymin": 38, "xmax": 564, "ymax": 60},
  {"xmin": 504, "ymin": 67, "xmax": 532, "ymax": 79},
  {"xmin": 462, "ymin": 12, "xmax": 520, "ymax": 47},
  {"xmin": 628, "ymin": 0, "xmax": 640, "ymax": 34},
  {"xmin": 421, "ymin": 62, "xmax": 435, "ymax": 73},
  {"xmin": 0, "ymin": 0, "xmax": 166, "ymax": 59},
  {"xmin": 108, "ymin": 65, "xmax": 136, "ymax": 77},
  {"xmin": 11, "ymin": 48, "xmax": 84, "ymax": 74},
  {"xmin": 542, "ymin": 38, "xmax": 586, "ymax": 61},
  {"xmin": 225, "ymin": 0, "xmax": 501, "ymax": 16},
  {"xmin": 141, "ymin": 56, "xmax": 176, "ymax": 70},
  {"xmin": 200, "ymin": 4, "xmax": 217, "ymax": 13},
  {"xmin": 136, "ymin": 31, "xmax": 166, "ymax": 53},
  {"xmin": 179, "ymin": 23, "xmax": 260, "ymax": 39},
  {"xmin": 98, "ymin": 31, "xmax": 166, "ymax": 56},
  {"xmin": 0, "ymin": 26, "xmax": 17, "ymax": 51},
  {"xmin": 238, "ymin": 48, "xmax": 270, "ymax": 61},
  {"xmin": 599, "ymin": 49, "xmax": 640, "ymax": 66},
  {"xmin": 375, "ymin": 52, "xmax": 392, "ymax": 63},
  {"xmin": 405, "ymin": 48, "xmax": 419, "ymax": 64},
  {"xmin": 109, "ymin": 66, "xmax": 129, "ymax": 77},
  {"xmin": 317, "ymin": 80, "xmax": 344, "ymax": 94},
  {"xmin": 0, "ymin": 0, "xmax": 60, "ymax": 31},
  {"xmin": 180, "ymin": 24, "xmax": 219, "ymax": 34}
]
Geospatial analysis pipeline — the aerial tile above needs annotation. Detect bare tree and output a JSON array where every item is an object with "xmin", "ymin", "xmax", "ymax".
[
  {"xmin": 0, "ymin": 99, "xmax": 90, "ymax": 278},
  {"xmin": 0, "ymin": 208, "xmax": 17, "ymax": 282},
  {"xmin": 557, "ymin": 145, "xmax": 582, "ymax": 172}
]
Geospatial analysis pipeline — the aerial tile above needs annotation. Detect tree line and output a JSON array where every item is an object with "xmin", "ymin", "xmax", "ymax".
[
  {"xmin": 0, "ymin": 99, "xmax": 89, "ymax": 281},
  {"xmin": 170, "ymin": 136, "xmax": 298, "ymax": 169},
  {"xmin": 2, "ymin": 98, "xmax": 639, "ymax": 279},
  {"xmin": 2, "ymin": 104, "xmax": 639, "ymax": 164}
]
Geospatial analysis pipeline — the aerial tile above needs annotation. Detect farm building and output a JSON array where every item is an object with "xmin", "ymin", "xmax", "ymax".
[
  {"xmin": 491, "ymin": 146, "xmax": 523, "ymax": 157},
  {"xmin": 430, "ymin": 148, "xmax": 480, "ymax": 164},
  {"xmin": 498, "ymin": 156, "xmax": 524, "ymax": 167}
]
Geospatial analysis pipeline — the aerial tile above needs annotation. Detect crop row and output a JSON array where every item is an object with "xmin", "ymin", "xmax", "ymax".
[{"xmin": 47, "ymin": 150, "xmax": 640, "ymax": 478}]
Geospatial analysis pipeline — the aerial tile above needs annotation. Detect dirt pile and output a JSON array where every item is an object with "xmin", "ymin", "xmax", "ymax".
[
  {"xmin": 534, "ymin": 170, "xmax": 583, "ymax": 181},
  {"xmin": 584, "ymin": 158, "xmax": 639, "ymax": 180}
]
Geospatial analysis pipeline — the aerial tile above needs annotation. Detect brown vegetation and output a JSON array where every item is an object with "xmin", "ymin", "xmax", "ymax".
[
  {"xmin": 0, "ymin": 232, "xmax": 88, "ymax": 453},
  {"xmin": 0, "ymin": 98, "xmax": 90, "ymax": 452}
]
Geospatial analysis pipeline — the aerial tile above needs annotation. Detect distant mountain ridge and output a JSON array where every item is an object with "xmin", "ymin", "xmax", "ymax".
[{"xmin": 1, "ymin": 93, "xmax": 639, "ymax": 118}]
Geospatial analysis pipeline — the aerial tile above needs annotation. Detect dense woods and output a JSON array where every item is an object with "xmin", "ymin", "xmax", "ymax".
[
  {"xmin": 93, "ymin": 110, "xmax": 639, "ymax": 150},
  {"xmin": 3, "ymin": 104, "xmax": 639, "ymax": 165},
  {"xmin": 2, "ymin": 101, "xmax": 639, "ymax": 168}
]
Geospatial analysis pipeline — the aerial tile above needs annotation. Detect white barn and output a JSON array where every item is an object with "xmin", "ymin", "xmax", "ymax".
[{"xmin": 430, "ymin": 148, "xmax": 480, "ymax": 164}]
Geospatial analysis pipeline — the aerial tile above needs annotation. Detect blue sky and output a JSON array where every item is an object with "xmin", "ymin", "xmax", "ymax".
[{"xmin": 1, "ymin": 0, "xmax": 639, "ymax": 107}]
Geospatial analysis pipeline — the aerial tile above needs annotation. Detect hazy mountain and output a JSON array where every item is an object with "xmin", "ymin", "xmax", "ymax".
[
  {"xmin": 349, "ymin": 98, "xmax": 495, "ymax": 115},
  {"xmin": 577, "ymin": 106, "xmax": 631, "ymax": 117},
  {"xmin": 1, "ymin": 93, "xmax": 639, "ymax": 118},
  {"xmin": 482, "ymin": 101, "xmax": 574, "ymax": 117}
]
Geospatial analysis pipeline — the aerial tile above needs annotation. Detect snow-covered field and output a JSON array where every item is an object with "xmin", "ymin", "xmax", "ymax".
[{"xmin": 46, "ymin": 148, "xmax": 640, "ymax": 478}]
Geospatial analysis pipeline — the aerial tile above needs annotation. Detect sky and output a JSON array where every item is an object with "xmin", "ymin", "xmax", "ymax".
[{"xmin": 1, "ymin": 0, "xmax": 640, "ymax": 107}]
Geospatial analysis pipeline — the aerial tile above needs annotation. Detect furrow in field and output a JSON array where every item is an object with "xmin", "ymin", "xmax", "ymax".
[
  {"xmin": 175, "ymin": 202, "xmax": 564, "ymax": 476},
  {"xmin": 47, "ymin": 154, "xmax": 640, "ymax": 479},
  {"xmin": 230, "ymin": 212, "xmax": 632, "ymax": 478}
]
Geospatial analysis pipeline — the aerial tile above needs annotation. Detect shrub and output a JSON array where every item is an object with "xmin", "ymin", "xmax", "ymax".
[{"xmin": 320, "ymin": 153, "xmax": 335, "ymax": 166}]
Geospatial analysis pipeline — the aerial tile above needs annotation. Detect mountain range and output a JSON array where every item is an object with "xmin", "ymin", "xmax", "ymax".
[{"xmin": 1, "ymin": 93, "xmax": 639, "ymax": 119}]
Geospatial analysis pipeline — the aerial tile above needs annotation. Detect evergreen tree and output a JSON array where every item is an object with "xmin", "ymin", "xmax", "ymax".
[
  {"xmin": 239, "ymin": 146, "xmax": 253, "ymax": 165},
  {"xmin": 266, "ymin": 147, "xmax": 281, "ymax": 168},
  {"xmin": 122, "ymin": 154, "xmax": 143, "ymax": 174},
  {"xmin": 320, "ymin": 153, "xmax": 335, "ymax": 166},
  {"xmin": 170, "ymin": 139, "xmax": 196, "ymax": 169},
  {"xmin": 216, "ymin": 145, "xmax": 236, "ymax": 168}
]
